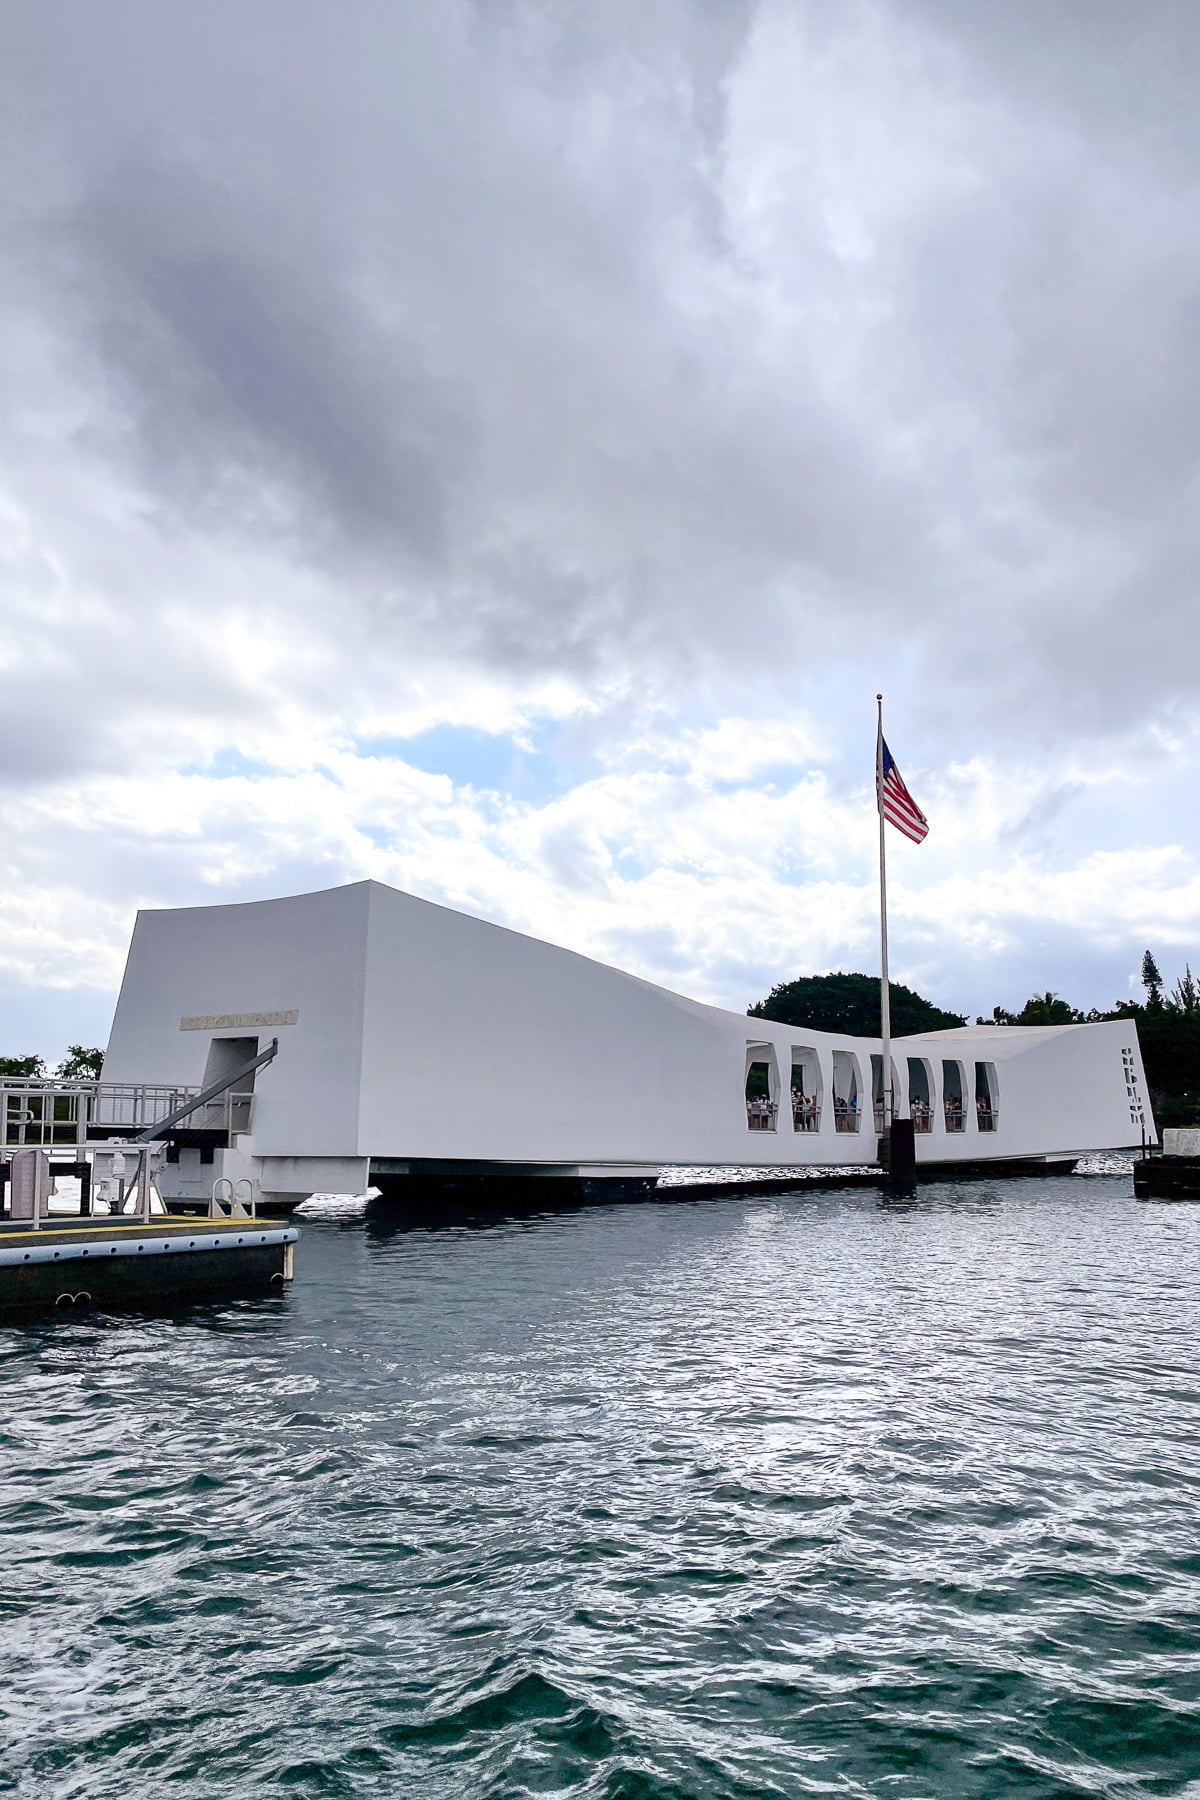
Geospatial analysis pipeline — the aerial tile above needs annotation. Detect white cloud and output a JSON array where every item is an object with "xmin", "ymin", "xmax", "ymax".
[
  {"xmin": 2, "ymin": 0, "xmax": 1199, "ymax": 1054},
  {"xmin": 3, "ymin": 725, "xmax": 1196, "ymax": 1058}
]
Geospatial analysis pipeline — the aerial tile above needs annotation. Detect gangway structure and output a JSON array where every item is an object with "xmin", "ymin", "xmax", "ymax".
[
  {"xmin": 2, "ymin": 1078, "xmax": 246, "ymax": 1148},
  {"xmin": 0, "ymin": 1042, "xmax": 277, "ymax": 1216}
]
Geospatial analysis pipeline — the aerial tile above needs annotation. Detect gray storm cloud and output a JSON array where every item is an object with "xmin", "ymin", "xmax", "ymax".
[{"xmin": 2, "ymin": 0, "xmax": 1199, "ymax": 790}]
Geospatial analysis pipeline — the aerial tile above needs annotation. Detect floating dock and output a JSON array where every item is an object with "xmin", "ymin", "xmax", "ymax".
[
  {"xmin": 0, "ymin": 1214, "xmax": 298, "ymax": 1316},
  {"xmin": 1133, "ymin": 1129, "xmax": 1200, "ymax": 1201},
  {"xmin": 1, "ymin": 1046, "xmax": 302, "ymax": 1313}
]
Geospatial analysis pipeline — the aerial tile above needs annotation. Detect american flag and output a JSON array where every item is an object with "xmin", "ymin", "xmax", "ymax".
[{"xmin": 877, "ymin": 739, "xmax": 928, "ymax": 843}]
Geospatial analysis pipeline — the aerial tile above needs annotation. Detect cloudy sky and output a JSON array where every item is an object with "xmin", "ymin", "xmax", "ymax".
[{"xmin": 3, "ymin": 0, "xmax": 1200, "ymax": 1059}]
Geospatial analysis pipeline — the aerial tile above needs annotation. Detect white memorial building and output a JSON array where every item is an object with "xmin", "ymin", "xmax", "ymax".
[{"xmin": 101, "ymin": 881, "xmax": 1155, "ymax": 1205}]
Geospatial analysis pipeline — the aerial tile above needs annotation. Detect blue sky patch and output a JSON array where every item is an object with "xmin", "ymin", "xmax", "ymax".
[
  {"xmin": 354, "ymin": 722, "xmax": 589, "ymax": 803},
  {"xmin": 181, "ymin": 747, "xmax": 281, "ymax": 781}
]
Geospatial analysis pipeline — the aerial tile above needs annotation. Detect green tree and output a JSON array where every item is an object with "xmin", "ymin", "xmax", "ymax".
[
  {"xmin": 985, "ymin": 991, "xmax": 1084, "ymax": 1027},
  {"xmin": 1170, "ymin": 966, "xmax": 1198, "ymax": 1015},
  {"xmin": 978, "ymin": 956, "xmax": 1200, "ymax": 1126},
  {"xmin": 749, "ymin": 972, "xmax": 966, "ymax": 1037},
  {"xmin": 55, "ymin": 1045, "xmax": 104, "ymax": 1080},
  {"xmin": 0, "ymin": 1054, "xmax": 45, "ymax": 1078},
  {"xmin": 1142, "ymin": 949, "xmax": 1164, "ymax": 1007}
]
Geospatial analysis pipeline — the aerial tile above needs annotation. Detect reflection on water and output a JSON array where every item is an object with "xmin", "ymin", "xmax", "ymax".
[{"xmin": 2, "ymin": 1174, "xmax": 1199, "ymax": 1799}]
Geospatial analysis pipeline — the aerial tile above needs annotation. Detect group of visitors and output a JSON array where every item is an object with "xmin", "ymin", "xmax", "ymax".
[
  {"xmin": 748, "ymin": 1084, "xmax": 994, "ymax": 1136},
  {"xmin": 791, "ymin": 1089, "xmax": 820, "ymax": 1131},
  {"xmin": 746, "ymin": 1096, "xmax": 777, "ymax": 1129},
  {"xmin": 832, "ymin": 1093, "xmax": 860, "ymax": 1131}
]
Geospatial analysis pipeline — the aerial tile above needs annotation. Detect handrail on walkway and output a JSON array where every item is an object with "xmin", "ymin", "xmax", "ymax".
[{"xmin": 1, "ymin": 1038, "xmax": 278, "ymax": 1150}]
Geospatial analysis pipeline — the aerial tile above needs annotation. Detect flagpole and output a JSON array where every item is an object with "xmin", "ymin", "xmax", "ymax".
[{"xmin": 876, "ymin": 695, "xmax": 892, "ymax": 1135}]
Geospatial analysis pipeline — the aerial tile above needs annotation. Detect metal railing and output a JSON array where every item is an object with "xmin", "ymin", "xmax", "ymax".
[
  {"xmin": 833, "ymin": 1104, "xmax": 861, "ymax": 1133},
  {"xmin": 792, "ymin": 1101, "xmax": 821, "ymax": 1132},
  {"xmin": 852, "ymin": 1098, "xmax": 991, "ymax": 1135},
  {"xmin": 746, "ymin": 1101, "xmax": 778, "ymax": 1131},
  {"xmin": 92, "ymin": 1082, "xmax": 203, "ymax": 1135},
  {"xmin": 158, "ymin": 1091, "xmax": 253, "ymax": 1136},
  {"xmin": 6, "ymin": 1141, "xmax": 155, "ymax": 1229},
  {"xmin": 873, "ymin": 1104, "xmax": 936, "ymax": 1134},
  {"xmin": 1, "ymin": 1079, "xmax": 255, "ymax": 1149},
  {"xmin": 3, "ymin": 1082, "xmax": 95, "ymax": 1149}
]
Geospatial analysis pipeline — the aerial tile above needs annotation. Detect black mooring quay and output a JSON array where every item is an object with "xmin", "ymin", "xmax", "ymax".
[
  {"xmin": 881, "ymin": 1119, "xmax": 917, "ymax": 1193},
  {"xmin": 1133, "ymin": 1155, "xmax": 1200, "ymax": 1201}
]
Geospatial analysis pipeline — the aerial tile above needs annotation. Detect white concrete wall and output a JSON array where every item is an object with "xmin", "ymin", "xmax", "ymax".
[
  {"xmin": 898, "ymin": 1020, "xmax": 1154, "ymax": 1161},
  {"xmin": 354, "ymin": 882, "xmax": 1151, "ymax": 1165},
  {"xmin": 103, "ymin": 884, "xmax": 370, "ymax": 1157},
  {"xmin": 104, "ymin": 879, "xmax": 1155, "ymax": 1175},
  {"xmin": 357, "ymin": 881, "xmax": 753, "ymax": 1166}
]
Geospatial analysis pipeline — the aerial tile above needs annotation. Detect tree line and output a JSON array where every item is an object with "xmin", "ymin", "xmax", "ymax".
[
  {"xmin": 0, "ymin": 1046, "xmax": 105, "ymax": 1080},
  {"xmin": 749, "ymin": 953, "xmax": 1200, "ymax": 1126}
]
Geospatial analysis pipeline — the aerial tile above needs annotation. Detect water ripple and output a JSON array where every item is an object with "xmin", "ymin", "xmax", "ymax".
[{"xmin": 2, "ymin": 1178, "xmax": 1200, "ymax": 1796}]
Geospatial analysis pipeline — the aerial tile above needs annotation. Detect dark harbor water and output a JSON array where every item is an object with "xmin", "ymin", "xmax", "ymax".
[{"xmin": 3, "ymin": 1176, "xmax": 1200, "ymax": 1799}]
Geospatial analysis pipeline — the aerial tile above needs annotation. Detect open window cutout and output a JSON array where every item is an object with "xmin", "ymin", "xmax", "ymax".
[
  {"xmin": 870, "ymin": 1054, "xmax": 903, "ymax": 1131},
  {"xmin": 942, "ymin": 1058, "xmax": 966, "ymax": 1132},
  {"xmin": 975, "ymin": 1061, "xmax": 999, "ymax": 1131},
  {"xmin": 745, "ymin": 1041, "xmax": 779, "ymax": 1132},
  {"xmin": 907, "ymin": 1057, "xmax": 934, "ymax": 1133},
  {"xmin": 832, "ymin": 1050, "xmax": 862, "ymax": 1132},
  {"xmin": 791, "ymin": 1046, "xmax": 823, "ymax": 1133}
]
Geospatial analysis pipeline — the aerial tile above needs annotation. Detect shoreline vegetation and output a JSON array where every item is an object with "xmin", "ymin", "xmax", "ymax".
[
  {"xmin": 0, "ymin": 1045, "xmax": 103, "ymax": 1082},
  {"xmin": 749, "ymin": 954, "xmax": 1200, "ymax": 1128}
]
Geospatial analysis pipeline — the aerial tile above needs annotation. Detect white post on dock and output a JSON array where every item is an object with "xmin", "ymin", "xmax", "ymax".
[{"xmin": 138, "ymin": 1146, "xmax": 152, "ymax": 1224}]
